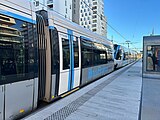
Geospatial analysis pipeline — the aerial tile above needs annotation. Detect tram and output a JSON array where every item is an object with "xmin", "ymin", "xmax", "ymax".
[
  {"xmin": 0, "ymin": 0, "xmax": 139, "ymax": 119},
  {"xmin": 114, "ymin": 44, "xmax": 137, "ymax": 69},
  {"xmin": 0, "ymin": 0, "xmax": 116, "ymax": 119}
]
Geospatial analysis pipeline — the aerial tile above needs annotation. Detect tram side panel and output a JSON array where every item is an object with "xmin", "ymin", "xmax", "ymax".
[
  {"xmin": 80, "ymin": 38, "xmax": 114, "ymax": 85},
  {"xmin": 0, "ymin": 0, "xmax": 38, "ymax": 119},
  {"xmin": 5, "ymin": 80, "xmax": 34, "ymax": 120},
  {"xmin": 0, "ymin": 86, "xmax": 4, "ymax": 120}
]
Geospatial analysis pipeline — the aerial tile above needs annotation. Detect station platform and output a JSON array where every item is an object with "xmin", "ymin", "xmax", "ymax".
[{"xmin": 23, "ymin": 60, "xmax": 142, "ymax": 120}]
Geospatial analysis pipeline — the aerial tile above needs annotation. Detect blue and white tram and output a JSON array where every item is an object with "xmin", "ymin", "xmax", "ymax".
[
  {"xmin": 114, "ymin": 44, "xmax": 134, "ymax": 69},
  {"xmin": 0, "ymin": 0, "xmax": 114, "ymax": 119}
]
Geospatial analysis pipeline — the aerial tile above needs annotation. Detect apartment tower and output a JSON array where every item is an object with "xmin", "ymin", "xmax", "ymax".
[{"xmin": 73, "ymin": 0, "xmax": 107, "ymax": 36}]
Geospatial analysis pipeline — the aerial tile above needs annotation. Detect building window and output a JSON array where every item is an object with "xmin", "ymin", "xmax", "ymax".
[
  {"xmin": 92, "ymin": 15, "xmax": 97, "ymax": 19},
  {"xmin": 93, "ymin": 29, "xmax": 97, "ymax": 31},
  {"xmin": 66, "ymin": 8, "xmax": 67, "ymax": 14},
  {"xmin": 85, "ymin": 13, "xmax": 87, "ymax": 16},
  {"xmin": 81, "ymin": 22, "xmax": 84, "ymax": 25},
  {"xmin": 93, "ymin": 11, "xmax": 97, "ymax": 14},
  {"xmin": 65, "ymin": 0, "xmax": 67, "ymax": 6},
  {"xmin": 92, "ymin": 6, "xmax": 97, "ymax": 10},
  {"xmin": 93, "ymin": 20, "xmax": 97, "ymax": 23},
  {"xmin": 92, "ymin": 24, "xmax": 96, "ymax": 27},
  {"xmin": 93, "ymin": 2, "xmax": 97, "ymax": 5},
  {"xmin": 35, "ymin": 1, "xmax": 39, "ymax": 6}
]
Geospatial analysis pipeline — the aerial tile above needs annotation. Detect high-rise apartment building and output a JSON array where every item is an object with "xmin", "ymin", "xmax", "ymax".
[
  {"xmin": 34, "ymin": 0, "xmax": 107, "ymax": 36},
  {"xmin": 73, "ymin": 0, "xmax": 93, "ymax": 31},
  {"xmin": 73, "ymin": 0, "xmax": 107, "ymax": 37},
  {"xmin": 92, "ymin": 0, "xmax": 107, "ymax": 36},
  {"xmin": 34, "ymin": 0, "xmax": 72, "ymax": 21}
]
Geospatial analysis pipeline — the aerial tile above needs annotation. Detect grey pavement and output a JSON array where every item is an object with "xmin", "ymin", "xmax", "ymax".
[{"xmin": 24, "ymin": 61, "xmax": 142, "ymax": 120}]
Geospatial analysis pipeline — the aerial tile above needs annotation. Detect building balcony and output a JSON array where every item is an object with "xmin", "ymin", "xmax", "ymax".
[{"xmin": 47, "ymin": 0, "xmax": 53, "ymax": 5}]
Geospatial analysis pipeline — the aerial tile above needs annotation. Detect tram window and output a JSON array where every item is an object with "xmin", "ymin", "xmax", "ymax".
[
  {"xmin": 62, "ymin": 38, "xmax": 70, "ymax": 70},
  {"xmin": 0, "ymin": 15, "xmax": 36, "ymax": 84},
  {"xmin": 49, "ymin": 28, "xmax": 59, "ymax": 74},
  {"xmin": 93, "ymin": 49, "xmax": 107, "ymax": 65},
  {"xmin": 81, "ymin": 39, "xmax": 93, "ymax": 68},
  {"xmin": 93, "ymin": 50, "xmax": 100, "ymax": 65},
  {"xmin": 146, "ymin": 45, "xmax": 160, "ymax": 72},
  {"xmin": 92, "ymin": 42, "xmax": 108, "ymax": 65},
  {"xmin": 107, "ymin": 46, "xmax": 113, "ymax": 62},
  {"xmin": 74, "ymin": 37, "xmax": 79, "ymax": 68}
]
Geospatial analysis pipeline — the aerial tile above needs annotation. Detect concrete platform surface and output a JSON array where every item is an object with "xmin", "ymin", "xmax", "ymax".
[
  {"xmin": 141, "ymin": 77, "xmax": 160, "ymax": 120},
  {"xmin": 24, "ymin": 61, "xmax": 142, "ymax": 120}
]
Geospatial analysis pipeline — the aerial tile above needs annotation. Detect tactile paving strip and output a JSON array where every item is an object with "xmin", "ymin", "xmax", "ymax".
[{"xmin": 44, "ymin": 63, "xmax": 135, "ymax": 120}]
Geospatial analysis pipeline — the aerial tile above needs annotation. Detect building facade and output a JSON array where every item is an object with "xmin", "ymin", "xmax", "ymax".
[
  {"xmin": 73, "ymin": 0, "xmax": 93, "ymax": 31},
  {"xmin": 34, "ymin": 0, "xmax": 72, "ymax": 21},
  {"xmin": 34, "ymin": 0, "xmax": 107, "ymax": 36},
  {"xmin": 73, "ymin": 0, "xmax": 107, "ymax": 37}
]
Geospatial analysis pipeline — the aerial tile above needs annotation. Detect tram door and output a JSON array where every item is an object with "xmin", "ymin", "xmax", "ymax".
[{"xmin": 58, "ymin": 32, "xmax": 81, "ymax": 95}]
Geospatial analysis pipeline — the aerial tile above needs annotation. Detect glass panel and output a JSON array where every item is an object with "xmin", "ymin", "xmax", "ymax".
[
  {"xmin": 73, "ymin": 37, "xmax": 79, "ymax": 68},
  {"xmin": 107, "ymin": 46, "xmax": 113, "ymax": 62},
  {"xmin": 62, "ymin": 38, "xmax": 70, "ymax": 70},
  {"xmin": 81, "ymin": 39, "xmax": 93, "ymax": 68},
  {"xmin": 147, "ymin": 45, "xmax": 160, "ymax": 72},
  {"xmin": 50, "ymin": 29, "xmax": 59, "ymax": 74},
  {"xmin": 0, "ymin": 14, "xmax": 36, "ymax": 84}
]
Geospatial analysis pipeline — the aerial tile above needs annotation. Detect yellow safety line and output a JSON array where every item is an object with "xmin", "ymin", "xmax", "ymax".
[{"xmin": 61, "ymin": 87, "xmax": 79, "ymax": 98}]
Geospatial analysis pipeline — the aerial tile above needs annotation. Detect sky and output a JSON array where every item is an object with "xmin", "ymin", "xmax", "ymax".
[{"xmin": 104, "ymin": 0, "xmax": 160, "ymax": 52}]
